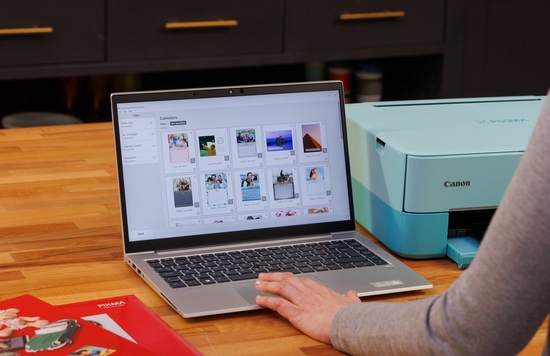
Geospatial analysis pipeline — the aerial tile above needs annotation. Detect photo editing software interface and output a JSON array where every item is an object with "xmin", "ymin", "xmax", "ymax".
[{"xmin": 116, "ymin": 90, "xmax": 352, "ymax": 242}]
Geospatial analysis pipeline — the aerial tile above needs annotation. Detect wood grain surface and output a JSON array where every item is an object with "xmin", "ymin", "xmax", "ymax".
[{"xmin": 0, "ymin": 123, "xmax": 546, "ymax": 355}]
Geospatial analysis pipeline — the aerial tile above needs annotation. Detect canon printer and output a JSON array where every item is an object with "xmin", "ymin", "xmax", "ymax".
[{"xmin": 345, "ymin": 96, "xmax": 545, "ymax": 268}]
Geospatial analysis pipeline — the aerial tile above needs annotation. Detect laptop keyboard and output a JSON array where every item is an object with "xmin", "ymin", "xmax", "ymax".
[{"xmin": 147, "ymin": 239, "xmax": 388, "ymax": 289}]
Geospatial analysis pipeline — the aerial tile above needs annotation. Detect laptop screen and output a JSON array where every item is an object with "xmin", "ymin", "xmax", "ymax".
[{"xmin": 112, "ymin": 81, "xmax": 356, "ymax": 253}]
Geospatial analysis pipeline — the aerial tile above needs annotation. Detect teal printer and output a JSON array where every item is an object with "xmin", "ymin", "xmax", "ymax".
[{"xmin": 345, "ymin": 96, "xmax": 545, "ymax": 268}]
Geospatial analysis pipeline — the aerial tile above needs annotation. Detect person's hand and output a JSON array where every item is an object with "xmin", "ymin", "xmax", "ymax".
[{"xmin": 254, "ymin": 272, "xmax": 361, "ymax": 344}]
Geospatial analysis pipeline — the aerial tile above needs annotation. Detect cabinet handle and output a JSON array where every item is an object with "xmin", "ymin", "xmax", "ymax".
[
  {"xmin": 340, "ymin": 11, "xmax": 405, "ymax": 21},
  {"xmin": 0, "ymin": 27, "xmax": 54, "ymax": 36},
  {"xmin": 165, "ymin": 20, "xmax": 238, "ymax": 30}
]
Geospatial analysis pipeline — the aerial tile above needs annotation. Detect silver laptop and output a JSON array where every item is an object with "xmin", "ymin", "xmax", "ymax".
[{"xmin": 111, "ymin": 81, "xmax": 432, "ymax": 318}]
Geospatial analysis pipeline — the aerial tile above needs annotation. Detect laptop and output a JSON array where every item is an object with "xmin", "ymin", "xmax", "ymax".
[{"xmin": 111, "ymin": 81, "xmax": 432, "ymax": 318}]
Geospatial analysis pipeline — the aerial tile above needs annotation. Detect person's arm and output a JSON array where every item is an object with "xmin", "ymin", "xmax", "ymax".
[{"xmin": 257, "ymin": 94, "xmax": 550, "ymax": 355}]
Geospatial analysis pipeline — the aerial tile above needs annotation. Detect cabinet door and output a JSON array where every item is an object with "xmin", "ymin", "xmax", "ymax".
[
  {"xmin": 460, "ymin": 0, "xmax": 550, "ymax": 97},
  {"xmin": 108, "ymin": 0, "xmax": 284, "ymax": 61},
  {"xmin": 0, "ymin": 1, "xmax": 104, "ymax": 67},
  {"xmin": 286, "ymin": 0, "xmax": 444, "ymax": 52}
]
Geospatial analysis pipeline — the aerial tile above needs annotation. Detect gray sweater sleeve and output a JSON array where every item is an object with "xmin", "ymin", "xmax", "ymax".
[{"xmin": 331, "ymin": 95, "xmax": 550, "ymax": 355}]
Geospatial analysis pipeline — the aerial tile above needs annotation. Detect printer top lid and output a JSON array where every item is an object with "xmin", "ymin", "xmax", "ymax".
[{"xmin": 345, "ymin": 96, "xmax": 545, "ymax": 156}]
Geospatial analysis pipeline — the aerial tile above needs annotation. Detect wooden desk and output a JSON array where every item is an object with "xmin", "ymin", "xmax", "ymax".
[{"xmin": 0, "ymin": 123, "xmax": 546, "ymax": 355}]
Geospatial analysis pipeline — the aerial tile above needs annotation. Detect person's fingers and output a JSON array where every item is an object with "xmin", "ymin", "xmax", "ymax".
[
  {"xmin": 255, "ymin": 294, "xmax": 288, "ymax": 311},
  {"xmin": 300, "ymin": 276, "xmax": 332, "ymax": 290},
  {"xmin": 255, "ymin": 276, "xmax": 308, "ymax": 303},
  {"xmin": 344, "ymin": 289, "xmax": 361, "ymax": 301},
  {"xmin": 256, "ymin": 272, "xmax": 308, "ymax": 293},
  {"xmin": 255, "ymin": 274, "xmax": 358, "ymax": 345},
  {"xmin": 256, "ymin": 294, "xmax": 307, "ymax": 322},
  {"xmin": 260, "ymin": 272, "xmax": 328, "ymax": 294},
  {"xmin": 257, "ymin": 272, "xmax": 295, "ymax": 282},
  {"xmin": 256, "ymin": 273, "xmax": 360, "ymax": 303}
]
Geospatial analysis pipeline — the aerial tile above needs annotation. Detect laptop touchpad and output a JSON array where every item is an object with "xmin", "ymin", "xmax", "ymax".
[
  {"xmin": 232, "ymin": 275, "xmax": 324, "ymax": 305},
  {"xmin": 233, "ymin": 283, "xmax": 272, "ymax": 305}
]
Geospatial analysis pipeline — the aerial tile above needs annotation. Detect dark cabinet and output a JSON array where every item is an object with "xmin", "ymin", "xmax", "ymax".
[
  {"xmin": 107, "ymin": 1, "xmax": 284, "ymax": 61},
  {"xmin": 1, "ymin": 0, "xmax": 548, "ymax": 113},
  {"xmin": 0, "ymin": 0, "xmax": 448, "ymax": 83},
  {"xmin": 286, "ymin": 0, "xmax": 445, "ymax": 52},
  {"xmin": 0, "ymin": 0, "xmax": 104, "ymax": 67}
]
